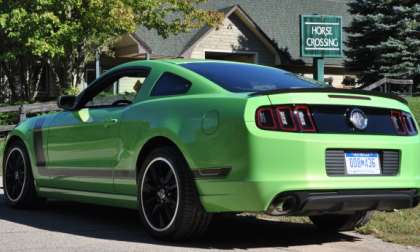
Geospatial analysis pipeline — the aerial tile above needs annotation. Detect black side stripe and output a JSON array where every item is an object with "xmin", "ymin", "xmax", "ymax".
[
  {"xmin": 37, "ymin": 166, "xmax": 136, "ymax": 179},
  {"xmin": 39, "ymin": 167, "xmax": 112, "ymax": 178},
  {"xmin": 33, "ymin": 118, "xmax": 46, "ymax": 167},
  {"xmin": 114, "ymin": 170, "xmax": 137, "ymax": 179}
]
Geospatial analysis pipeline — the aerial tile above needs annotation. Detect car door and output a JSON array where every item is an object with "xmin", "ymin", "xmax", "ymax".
[{"xmin": 44, "ymin": 68, "xmax": 150, "ymax": 193}]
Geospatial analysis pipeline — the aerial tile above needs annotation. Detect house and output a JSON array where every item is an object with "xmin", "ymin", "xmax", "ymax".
[
  {"xmin": 100, "ymin": 0, "xmax": 354, "ymax": 89},
  {"xmin": 38, "ymin": 0, "xmax": 354, "ymax": 99}
]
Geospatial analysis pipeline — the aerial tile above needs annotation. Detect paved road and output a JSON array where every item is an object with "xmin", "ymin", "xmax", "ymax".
[{"xmin": 0, "ymin": 178, "xmax": 419, "ymax": 252}]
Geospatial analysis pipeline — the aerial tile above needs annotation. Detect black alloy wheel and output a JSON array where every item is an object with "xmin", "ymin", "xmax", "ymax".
[
  {"xmin": 3, "ymin": 140, "xmax": 43, "ymax": 208},
  {"xmin": 138, "ymin": 146, "xmax": 212, "ymax": 241},
  {"xmin": 4, "ymin": 147, "xmax": 27, "ymax": 202},
  {"xmin": 141, "ymin": 157, "xmax": 179, "ymax": 232}
]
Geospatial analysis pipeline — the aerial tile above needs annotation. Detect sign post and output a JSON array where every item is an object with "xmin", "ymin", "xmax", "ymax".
[
  {"xmin": 313, "ymin": 57, "xmax": 324, "ymax": 82},
  {"xmin": 300, "ymin": 15, "xmax": 342, "ymax": 83}
]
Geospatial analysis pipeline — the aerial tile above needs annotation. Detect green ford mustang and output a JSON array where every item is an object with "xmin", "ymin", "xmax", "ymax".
[{"xmin": 3, "ymin": 59, "xmax": 420, "ymax": 240}]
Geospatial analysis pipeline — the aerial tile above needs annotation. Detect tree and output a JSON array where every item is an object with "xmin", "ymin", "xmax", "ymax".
[
  {"xmin": 345, "ymin": 0, "xmax": 420, "ymax": 85},
  {"xmin": 0, "ymin": 1, "xmax": 60, "ymax": 102},
  {"xmin": 378, "ymin": 3, "xmax": 420, "ymax": 81},
  {"xmin": 0, "ymin": 0, "xmax": 222, "ymax": 103}
]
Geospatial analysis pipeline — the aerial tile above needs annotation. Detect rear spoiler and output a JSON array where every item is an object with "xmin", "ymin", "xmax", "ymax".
[{"xmin": 249, "ymin": 88, "xmax": 408, "ymax": 105}]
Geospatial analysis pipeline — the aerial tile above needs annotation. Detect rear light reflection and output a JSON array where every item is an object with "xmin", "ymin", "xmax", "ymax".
[{"xmin": 256, "ymin": 105, "xmax": 316, "ymax": 132}]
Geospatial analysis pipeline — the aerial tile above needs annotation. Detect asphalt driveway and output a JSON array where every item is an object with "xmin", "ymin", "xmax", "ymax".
[{"xmin": 0, "ymin": 177, "xmax": 418, "ymax": 252}]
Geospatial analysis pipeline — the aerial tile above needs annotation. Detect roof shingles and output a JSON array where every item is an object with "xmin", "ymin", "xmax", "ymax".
[{"xmin": 135, "ymin": 0, "xmax": 351, "ymax": 66}]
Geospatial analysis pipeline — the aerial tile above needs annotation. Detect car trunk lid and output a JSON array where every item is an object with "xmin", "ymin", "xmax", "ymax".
[
  {"xmin": 250, "ymin": 88, "xmax": 407, "ymax": 108},
  {"xmin": 244, "ymin": 88, "xmax": 417, "ymax": 136}
]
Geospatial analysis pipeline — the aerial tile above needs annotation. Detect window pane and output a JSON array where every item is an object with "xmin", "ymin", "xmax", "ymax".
[
  {"xmin": 151, "ymin": 73, "xmax": 191, "ymax": 96},
  {"xmin": 181, "ymin": 62, "xmax": 327, "ymax": 92},
  {"xmin": 116, "ymin": 76, "xmax": 146, "ymax": 96},
  {"xmin": 85, "ymin": 71, "xmax": 148, "ymax": 107}
]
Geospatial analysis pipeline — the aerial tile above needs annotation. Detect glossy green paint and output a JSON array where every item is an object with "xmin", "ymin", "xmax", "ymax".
[
  {"xmin": 197, "ymin": 92, "xmax": 420, "ymax": 212},
  {"xmin": 4, "ymin": 60, "xmax": 420, "ymax": 213}
]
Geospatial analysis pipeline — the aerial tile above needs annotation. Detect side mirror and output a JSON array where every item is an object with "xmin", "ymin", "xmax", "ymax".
[{"xmin": 57, "ymin": 95, "xmax": 77, "ymax": 111}]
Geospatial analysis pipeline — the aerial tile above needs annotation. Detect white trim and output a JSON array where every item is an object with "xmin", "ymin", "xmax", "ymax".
[
  {"xmin": 304, "ymin": 22, "xmax": 340, "ymax": 25},
  {"xmin": 305, "ymin": 48, "xmax": 340, "ymax": 51},
  {"xmin": 203, "ymin": 49, "xmax": 259, "ymax": 64}
]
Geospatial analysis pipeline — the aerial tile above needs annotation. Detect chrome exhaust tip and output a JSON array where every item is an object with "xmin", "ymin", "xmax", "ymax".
[{"xmin": 267, "ymin": 195, "xmax": 298, "ymax": 216}]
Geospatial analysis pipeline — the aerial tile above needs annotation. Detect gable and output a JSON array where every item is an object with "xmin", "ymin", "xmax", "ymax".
[
  {"xmin": 181, "ymin": 5, "xmax": 280, "ymax": 64},
  {"xmin": 133, "ymin": 0, "xmax": 351, "ymax": 66},
  {"xmin": 113, "ymin": 34, "xmax": 151, "ymax": 58},
  {"xmin": 185, "ymin": 10, "xmax": 277, "ymax": 65}
]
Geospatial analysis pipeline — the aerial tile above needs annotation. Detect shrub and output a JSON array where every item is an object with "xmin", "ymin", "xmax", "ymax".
[{"xmin": 342, "ymin": 76, "xmax": 357, "ymax": 86}]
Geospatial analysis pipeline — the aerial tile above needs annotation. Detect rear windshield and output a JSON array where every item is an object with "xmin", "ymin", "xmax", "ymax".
[{"xmin": 181, "ymin": 62, "xmax": 327, "ymax": 92}]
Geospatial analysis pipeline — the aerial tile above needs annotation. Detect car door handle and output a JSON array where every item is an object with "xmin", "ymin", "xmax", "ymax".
[{"xmin": 104, "ymin": 118, "xmax": 118, "ymax": 128}]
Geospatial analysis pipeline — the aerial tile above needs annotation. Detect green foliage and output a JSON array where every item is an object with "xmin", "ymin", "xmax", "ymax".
[
  {"xmin": 342, "ymin": 76, "xmax": 356, "ymax": 86},
  {"xmin": 0, "ymin": 0, "xmax": 222, "ymax": 102},
  {"xmin": 345, "ymin": 0, "xmax": 420, "ymax": 85},
  {"xmin": 63, "ymin": 86, "xmax": 80, "ymax": 96},
  {"xmin": 0, "ymin": 111, "xmax": 19, "ymax": 126},
  {"xmin": 377, "ymin": 4, "xmax": 420, "ymax": 80}
]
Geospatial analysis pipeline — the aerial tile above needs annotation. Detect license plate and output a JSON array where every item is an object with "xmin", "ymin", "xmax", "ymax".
[{"xmin": 344, "ymin": 152, "xmax": 381, "ymax": 175}]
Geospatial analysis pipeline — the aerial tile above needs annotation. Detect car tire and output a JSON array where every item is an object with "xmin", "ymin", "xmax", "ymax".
[
  {"xmin": 137, "ymin": 146, "xmax": 212, "ymax": 241},
  {"xmin": 310, "ymin": 211, "xmax": 373, "ymax": 231},
  {"xmin": 3, "ymin": 140, "xmax": 44, "ymax": 208}
]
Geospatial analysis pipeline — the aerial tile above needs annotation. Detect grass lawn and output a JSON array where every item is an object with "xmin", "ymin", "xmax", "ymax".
[
  {"xmin": 407, "ymin": 97, "xmax": 420, "ymax": 125},
  {"xmin": 356, "ymin": 97, "xmax": 420, "ymax": 246},
  {"xmin": 357, "ymin": 206, "xmax": 420, "ymax": 246}
]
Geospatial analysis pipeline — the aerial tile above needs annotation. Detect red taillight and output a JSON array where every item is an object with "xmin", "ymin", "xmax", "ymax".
[
  {"xmin": 256, "ymin": 107, "xmax": 277, "ymax": 130},
  {"xmin": 256, "ymin": 105, "xmax": 316, "ymax": 133},
  {"xmin": 275, "ymin": 106, "xmax": 297, "ymax": 131},
  {"xmin": 391, "ymin": 110, "xmax": 418, "ymax": 135},
  {"xmin": 294, "ymin": 105, "xmax": 317, "ymax": 132}
]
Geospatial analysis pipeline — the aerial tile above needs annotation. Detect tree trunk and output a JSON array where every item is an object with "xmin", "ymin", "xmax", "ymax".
[
  {"xmin": 1, "ymin": 62, "xmax": 18, "ymax": 103},
  {"xmin": 50, "ymin": 56, "xmax": 72, "ymax": 94},
  {"xmin": 30, "ymin": 62, "xmax": 45, "ymax": 101}
]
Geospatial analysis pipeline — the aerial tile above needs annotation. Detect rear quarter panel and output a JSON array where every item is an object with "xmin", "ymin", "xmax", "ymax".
[{"xmin": 115, "ymin": 93, "xmax": 250, "ymax": 195}]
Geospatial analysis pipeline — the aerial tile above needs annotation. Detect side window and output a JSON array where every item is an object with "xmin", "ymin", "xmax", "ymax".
[
  {"xmin": 151, "ymin": 72, "xmax": 191, "ymax": 96},
  {"xmin": 85, "ymin": 70, "xmax": 149, "ymax": 108}
]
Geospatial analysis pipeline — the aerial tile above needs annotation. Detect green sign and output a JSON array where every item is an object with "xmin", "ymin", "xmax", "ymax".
[{"xmin": 300, "ymin": 15, "xmax": 342, "ymax": 58}]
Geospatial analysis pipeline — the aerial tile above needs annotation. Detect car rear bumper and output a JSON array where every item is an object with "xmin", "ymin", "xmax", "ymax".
[
  {"xmin": 267, "ymin": 189, "xmax": 419, "ymax": 216},
  {"xmin": 198, "ymin": 180, "xmax": 420, "ymax": 213},
  {"xmin": 196, "ymin": 124, "xmax": 420, "ymax": 213}
]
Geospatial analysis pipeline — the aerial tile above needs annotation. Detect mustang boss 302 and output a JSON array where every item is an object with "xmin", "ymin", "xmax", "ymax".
[{"xmin": 2, "ymin": 60, "xmax": 420, "ymax": 240}]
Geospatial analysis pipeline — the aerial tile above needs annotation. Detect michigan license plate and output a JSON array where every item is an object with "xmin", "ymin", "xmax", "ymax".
[{"xmin": 344, "ymin": 152, "xmax": 381, "ymax": 175}]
